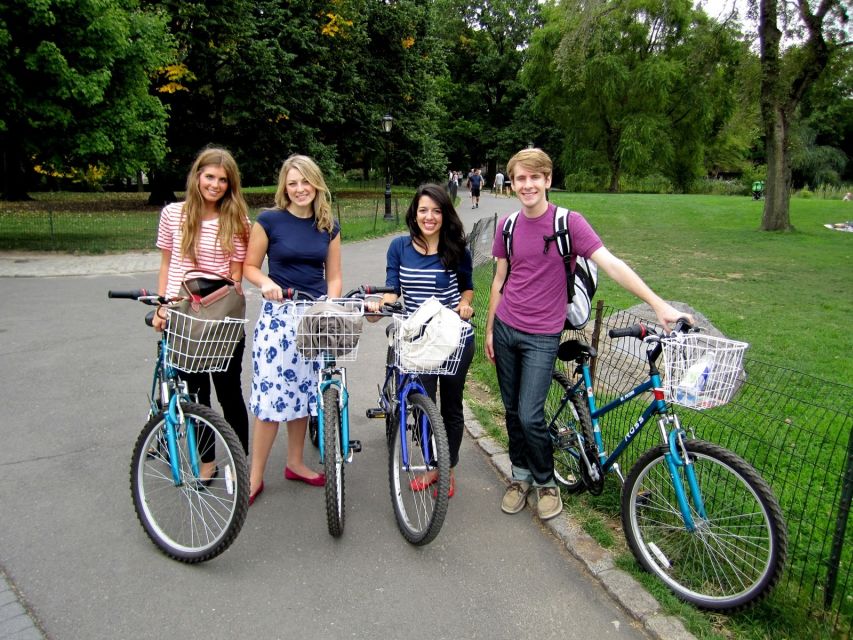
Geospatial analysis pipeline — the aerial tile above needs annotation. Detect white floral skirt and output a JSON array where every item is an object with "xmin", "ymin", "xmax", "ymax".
[{"xmin": 250, "ymin": 301, "xmax": 320, "ymax": 422}]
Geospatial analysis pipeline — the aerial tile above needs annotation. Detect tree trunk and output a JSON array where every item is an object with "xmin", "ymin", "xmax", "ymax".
[
  {"xmin": 759, "ymin": 0, "xmax": 792, "ymax": 231},
  {"xmin": 761, "ymin": 105, "xmax": 792, "ymax": 230}
]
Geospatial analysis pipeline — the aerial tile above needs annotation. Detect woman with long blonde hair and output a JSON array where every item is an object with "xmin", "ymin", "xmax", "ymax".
[
  {"xmin": 154, "ymin": 146, "xmax": 252, "ymax": 479},
  {"xmin": 244, "ymin": 154, "xmax": 342, "ymax": 505}
]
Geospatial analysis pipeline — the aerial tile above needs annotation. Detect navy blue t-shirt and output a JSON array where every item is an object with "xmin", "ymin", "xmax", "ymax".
[
  {"xmin": 385, "ymin": 235, "xmax": 474, "ymax": 312},
  {"xmin": 257, "ymin": 208, "xmax": 340, "ymax": 298}
]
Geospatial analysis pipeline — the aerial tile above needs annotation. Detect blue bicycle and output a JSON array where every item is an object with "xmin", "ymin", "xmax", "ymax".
[
  {"xmin": 545, "ymin": 320, "xmax": 787, "ymax": 611},
  {"xmin": 108, "ymin": 288, "xmax": 249, "ymax": 562},
  {"xmin": 364, "ymin": 288, "xmax": 471, "ymax": 545}
]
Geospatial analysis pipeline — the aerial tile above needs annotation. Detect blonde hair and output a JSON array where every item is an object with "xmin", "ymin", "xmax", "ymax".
[
  {"xmin": 181, "ymin": 147, "xmax": 250, "ymax": 264},
  {"xmin": 506, "ymin": 148, "xmax": 553, "ymax": 181},
  {"xmin": 274, "ymin": 154, "xmax": 334, "ymax": 233}
]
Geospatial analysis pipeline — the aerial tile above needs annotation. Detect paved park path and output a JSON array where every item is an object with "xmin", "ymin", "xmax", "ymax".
[{"xmin": 0, "ymin": 188, "xmax": 694, "ymax": 640}]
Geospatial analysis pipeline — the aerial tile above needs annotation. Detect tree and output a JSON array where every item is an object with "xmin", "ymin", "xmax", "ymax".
[
  {"xmin": 433, "ymin": 0, "xmax": 542, "ymax": 174},
  {"xmin": 758, "ymin": 0, "xmax": 851, "ymax": 230},
  {"xmin": 525, "ymin": 0, "xmax": 743, "ymax": 192},
  {"xmin": 0, "ymin": 0, "xmax": 174, "ymax": 199}
]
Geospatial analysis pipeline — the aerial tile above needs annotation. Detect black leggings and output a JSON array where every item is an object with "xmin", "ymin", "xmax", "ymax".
[
  {"xmin": 418, "ymin": 336, "xmax": 475, "ymax": 468},
  {"xmin": 183, "ymin": 336, "xmax": 249, "ymax": 462}
]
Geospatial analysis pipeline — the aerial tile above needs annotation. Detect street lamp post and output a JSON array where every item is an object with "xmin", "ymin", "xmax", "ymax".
[{"xmin": 382, "ymin": 113, "xmax": 394, "ymax": 220}]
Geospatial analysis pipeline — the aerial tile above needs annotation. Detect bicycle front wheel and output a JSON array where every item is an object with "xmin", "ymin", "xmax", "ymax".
[
  {"xmin": 389, "ymin": 393, "xmax": 449, "ymax": 545},
  {"xmin": 322, "ymin": 386, "xmax": 345, "ymax": 537},
  {"xmin": 545, "ymin": 370, "xmax": 588, "ymax": 493},
  {"xmin": 384, "ymin": 344, "xmax": 397, "ymax": 450},
  {"xmin": 622, "ymin": 439, "xmax": 787, "ymax": 611},
  {"xmin": 130, "ymin": 402, "xmax": 249, "ymax": 562}
]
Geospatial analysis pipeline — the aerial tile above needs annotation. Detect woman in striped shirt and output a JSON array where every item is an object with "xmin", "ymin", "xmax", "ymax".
[
  {"xmin": 154, "ymin": 147, "xmax": 251, "ymax": 482},
  {"xmin": 373, "ymin": 183, "xmax": 474, "ymax": 498}
]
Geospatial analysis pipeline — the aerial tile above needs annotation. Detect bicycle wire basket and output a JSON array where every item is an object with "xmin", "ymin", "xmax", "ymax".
[
  {"xmin": 660, "ymin": 333, "xmax": 749, "ymax": 409},
  {"xmin": 165, "ymin": 310, "xmax": 248, "ymax": 373},
  {"xmin": 295, "ymin": 299, "xmax": 365, "ymax": 362},
  {"xmin": 391, "ymin": 313, "xmax": 473, "ymax": 375}
]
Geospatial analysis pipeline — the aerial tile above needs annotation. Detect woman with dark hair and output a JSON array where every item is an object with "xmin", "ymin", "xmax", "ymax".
[{"xmin": 369, "ymin": 183, "xmax": 475, "ymax": 498}]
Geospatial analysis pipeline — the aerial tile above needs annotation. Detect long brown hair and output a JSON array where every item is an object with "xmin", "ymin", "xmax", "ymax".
[
  {"xmin": 273, "ymin": 154, "xmax": 334, "ymax": 233},
  {"xmin": 180, "ymin": 147, "xmax": 250, "ymax": 264}
]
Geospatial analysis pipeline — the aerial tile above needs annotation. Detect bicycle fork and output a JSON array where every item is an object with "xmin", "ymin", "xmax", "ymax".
[{"xmin": 659, "ymin": 415, "xmax": 707, "ymax": 532}]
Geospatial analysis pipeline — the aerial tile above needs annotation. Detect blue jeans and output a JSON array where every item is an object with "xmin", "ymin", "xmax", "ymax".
[{"xmin": 493, "ymin": 317, "xmax": 560, "ymax": 486}]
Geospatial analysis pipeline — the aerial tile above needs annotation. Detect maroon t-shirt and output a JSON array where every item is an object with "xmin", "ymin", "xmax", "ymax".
[{"xmin": 492, "ymin": 204, "xmax": 603, "ymax": 334}]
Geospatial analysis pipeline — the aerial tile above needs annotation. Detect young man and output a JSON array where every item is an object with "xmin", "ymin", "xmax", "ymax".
[
  {"xmin": 469, "ymin": 168, "xmax": 483, "ymax": 209},
  {"xmin": 485, "ymin": 148, "xmax": 689, "ymax": 520}
]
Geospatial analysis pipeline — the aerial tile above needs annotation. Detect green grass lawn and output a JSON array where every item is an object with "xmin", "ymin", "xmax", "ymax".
[{"xmin": 0, "ymin": 188, "xmax": 415, "ymax": 252}]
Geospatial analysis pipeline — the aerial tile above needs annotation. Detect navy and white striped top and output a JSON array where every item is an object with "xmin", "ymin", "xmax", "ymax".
[{"xmin": 385, "ymin": 236, "xmax": 474, "ymax": 313}]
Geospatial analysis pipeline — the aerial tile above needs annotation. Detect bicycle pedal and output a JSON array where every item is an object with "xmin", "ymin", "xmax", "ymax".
[
  {"xmin": 348, "ymin": 439, "xmax": 362, "ymax": 453},
  {"xmin": 365, "ymin": 408, "xmax": 385, "ymax": 419}
]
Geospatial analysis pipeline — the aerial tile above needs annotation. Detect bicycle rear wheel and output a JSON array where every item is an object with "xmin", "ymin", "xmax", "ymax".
[
  {"xmin": 130, "ymin": 402, "xmax": 249, "ymax": 562},
  {"xmin": 622, "ymin": 439, "xmax": 787, "ymax": 611},
  {"xmin": 545, "ymin": 370, "xmax": 588, "ymax": 493},
  {"xmin": 322, "ymin": 386, "xmax": 345, "ymax": 537},
  {"xmin": 389, "ymin": 393, "xmax": 449, "ymax": 545}
]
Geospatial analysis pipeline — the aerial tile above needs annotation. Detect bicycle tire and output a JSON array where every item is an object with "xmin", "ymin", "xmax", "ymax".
[
  {"xmin": 384, "ymin": 344, "xmax": 397, "ymax": 450},
  {"xmin": 130, "ymin": 402, "xmax": 249, "ymax": 563},
  {"xmin": 545, "ymin": 370, "xmax": 589, "ymax": 493},
  {"xmin": 389, "ymin": 393, "xmax": 450, "ymax": 545},
  {"xmin": 308, "ymin": 414, "xmax": 319, "ymax": 448},
  {"xmin": 622, "ymin": 439, "xmax": 787, "ymax": 611},
  {"xmin": 322, "ymin": 386, "xmax": 345, "ymax": 537}
]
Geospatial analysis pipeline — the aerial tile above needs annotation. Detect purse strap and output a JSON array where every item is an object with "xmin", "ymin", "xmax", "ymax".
[{"xmin": 181, "ymin": 268, "xmax": 238, "ymax": 286}]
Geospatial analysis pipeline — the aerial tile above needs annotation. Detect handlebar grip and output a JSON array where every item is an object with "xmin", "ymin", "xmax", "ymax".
[
  {"xmin": 107, "ymin": 289, "xmax": 150, "ymax": 300},
  {"xmin": 281, "ymin": 288, "xmax": 316, "ymax": 301},
  {"xmin": 608, "ymin": 324, "xmax": 651, "ymax": 340},
  {"xmin": 673, "ymin": 317, "xmax": 694, "ymax": 333}
]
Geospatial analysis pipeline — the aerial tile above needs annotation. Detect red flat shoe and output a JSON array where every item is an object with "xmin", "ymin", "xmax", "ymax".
[
  {"xmin": 433, "ymin": 475, "xmax": 455, "ymax": 499},
  {"xmin": 249, "ymin": 481, "xmax": 264, "ymax": 506},
  {"xmin": 409, "ymin": 473, "xmax": 438, "ymax": 492},
  {"xmin": 285, "ymin": 467, "xmax": 325, "ymax": 487}
]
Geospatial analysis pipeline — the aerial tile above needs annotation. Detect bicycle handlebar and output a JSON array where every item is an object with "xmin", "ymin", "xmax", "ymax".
[
  {"xmin": 107, "ymin": 289, "xmax": 170, "ymax": 306},
  {"xmin": 607, "ymin": 317, "xmax": 694, "ymax": 340}
]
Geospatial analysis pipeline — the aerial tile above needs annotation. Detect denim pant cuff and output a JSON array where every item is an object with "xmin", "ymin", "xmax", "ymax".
[{"xmin": 511, "ymin": 465, "xmax": 533, "ymax": 484}]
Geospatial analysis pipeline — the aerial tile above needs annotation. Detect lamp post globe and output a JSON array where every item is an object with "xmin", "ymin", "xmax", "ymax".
[{"xmin": 382, "ymin": 114, "xmax": 394, "ymax": 220}]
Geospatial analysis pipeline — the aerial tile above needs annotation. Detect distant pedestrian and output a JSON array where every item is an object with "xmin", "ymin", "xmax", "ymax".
[
  {"xmin": 469, "ymin": 168, "xmax": 483, "ymax": 209},
  {"xmin": 843, "ymin": 192, "xmax": 852, "ymax": 202},
  {"xmin": 494, "ymin": 171, "xmax": 505, "ymax": 197}
]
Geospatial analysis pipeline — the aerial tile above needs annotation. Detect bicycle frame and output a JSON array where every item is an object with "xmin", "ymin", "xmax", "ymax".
[
  {"xmin": 564, "ymin": 348, "xmax": 708, "ymax": 532},
  {"xmin": 148, "ymin": 332, "xmax": 202, "ymax": 486}
]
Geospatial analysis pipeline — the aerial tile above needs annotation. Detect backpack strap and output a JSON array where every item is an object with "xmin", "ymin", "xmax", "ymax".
[
  {"xmin": 553, "ymin": 207, "xmax": 576, "ymax": 303},
  {"xmin": 499, "ymin": 211, "xmax": 520, "ymax": 294}
]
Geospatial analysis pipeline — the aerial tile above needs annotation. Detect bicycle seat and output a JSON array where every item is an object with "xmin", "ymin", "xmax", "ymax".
[{"xmin": 557, "ymin": 340, "xmax": 596, "ymax": 362}]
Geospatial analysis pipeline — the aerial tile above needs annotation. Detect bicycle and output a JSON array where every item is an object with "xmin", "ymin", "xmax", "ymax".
[
  {"xmin": 285, "ymin": 289, "xmax": 365, "ymax": 538},
  {"xmin": 364, "ymin": 289, "xmax": 473, "ymax": 545},
  {"xmin": 107, "ymin": 288, "xmax": 250, "ymax": 562},
  {"xmin": 545, "ymin": 319, "xmax": 787, "ymax": 611}
]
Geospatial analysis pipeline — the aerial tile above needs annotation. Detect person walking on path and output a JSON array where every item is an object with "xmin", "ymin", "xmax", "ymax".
[
  {"xmin": 493, "ymin": 170, "xmax": 505, "ymax": 197},
  {"xmin": 469, "ymin": 168, "xmax": 483, "ymax": 209},
  {"xmin": 153, "ymin": 147, "xmax": 251, "ymax": 474},
  {"xmin": 485, "ymin": 148, "xmax": 689, "ymax": 520},
  {"xmin": 243, "ymin": 154, "xmax": 342, "ymax": 505},
  {"xmin": 367, "ymin": 183, "xmax": 475, "ymax": 498}
]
